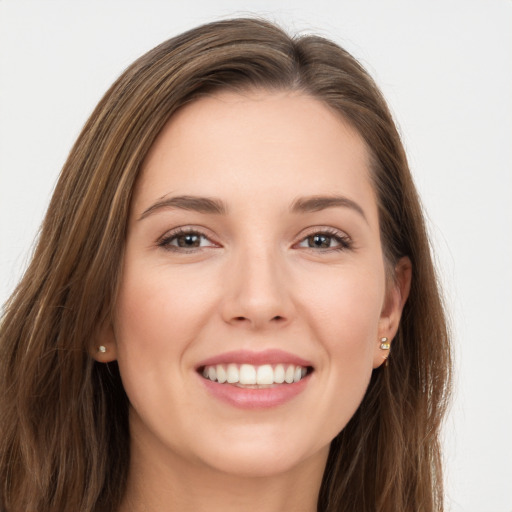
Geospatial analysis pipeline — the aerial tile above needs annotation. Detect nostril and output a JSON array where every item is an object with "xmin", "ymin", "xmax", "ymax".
[{"xmin": 227, "ymin": 314, "xmax": 287, "ymax": 326}]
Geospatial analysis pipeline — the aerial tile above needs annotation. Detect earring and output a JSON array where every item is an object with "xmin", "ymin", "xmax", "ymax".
[
  {"xmin": 97, "ymin": 345, "xmax": 107, "ymax": 354},
  {"xmin": 380, "ymin": 337, "xmax": 390, "ymax": 366},
  {"xmin": 379, "ymin": 337, "xmax": 390, "ymax": 350}
]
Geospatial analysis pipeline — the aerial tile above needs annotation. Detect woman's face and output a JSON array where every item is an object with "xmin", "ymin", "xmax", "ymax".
[{"xmin": 102, "ymin": 90, "xmax": 408, "ymax": 478}]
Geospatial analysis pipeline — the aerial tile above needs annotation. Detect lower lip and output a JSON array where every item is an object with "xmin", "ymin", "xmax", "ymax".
[{"xmin": 199, "ymin": 375, "xmax": 310, "ymax": 409}]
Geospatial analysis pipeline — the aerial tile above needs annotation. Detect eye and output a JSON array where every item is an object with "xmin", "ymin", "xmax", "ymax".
[
  {"xmin": 158, "ymin": 229, "xmax": 218, "ymax": 251},
  {"xmin": 296, "ymin": 229, "xmax": 352, "ymax": 251}
]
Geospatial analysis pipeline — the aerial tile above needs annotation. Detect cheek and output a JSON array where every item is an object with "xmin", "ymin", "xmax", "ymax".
[
  {"xmin": 301, "ymin": 263, "xmax": 384, "ymax": 350},
  {"xmin": 114, "ymin": 259, "xmax": 216, "ymax": 352},
  {"xmin": 297, "ymin": 264, "xmax": 384, "ymax": 424},
  {"xmin": 111, "ymin": 258, "xmax": 225, "ymax": 445},
  {"xmin": 112, "ymin": 259, "xmax": 218, "ymax": 406}
]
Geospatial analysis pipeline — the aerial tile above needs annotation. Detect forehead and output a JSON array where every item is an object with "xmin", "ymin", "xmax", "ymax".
[{"xmin": 136, "ymin": 90, "xmax": 377, "ymax": 220}]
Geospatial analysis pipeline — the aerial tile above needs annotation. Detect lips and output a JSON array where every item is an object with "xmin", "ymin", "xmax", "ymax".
[
  {"xmin": 197, "ymin": 349, "xmax": 312, "ymax": 367},
  {"xmin": 196, "ymin": 350, "xmax": 314, "ymax": 409}
]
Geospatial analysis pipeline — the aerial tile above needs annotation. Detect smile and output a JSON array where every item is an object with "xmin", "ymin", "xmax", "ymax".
[
  {"xmin": 201, "ymin": 363, "xmax": 310, "ymax": 387},
  {"xmin": 196, "ymin": 350, "xmax": 314, "ymax": 409}
]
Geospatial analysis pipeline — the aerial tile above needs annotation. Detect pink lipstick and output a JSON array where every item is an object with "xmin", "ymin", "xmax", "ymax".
[{"xmin": 196, "ymin": 350, "xmax": 314, "ymax": 409}]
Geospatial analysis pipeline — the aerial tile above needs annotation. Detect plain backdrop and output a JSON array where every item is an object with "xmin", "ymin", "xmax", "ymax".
[{"xmin": 1, "ymin": 1, "xmax": 511, "ymax": 511}]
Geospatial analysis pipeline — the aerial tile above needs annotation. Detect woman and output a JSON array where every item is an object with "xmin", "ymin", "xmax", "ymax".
[{"xmin": 0, "ymin": 17, "xmax": 451, "ymax": 512}]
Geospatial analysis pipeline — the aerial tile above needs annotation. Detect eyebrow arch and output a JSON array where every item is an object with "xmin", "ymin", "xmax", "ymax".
[
  {"xmin": 138, "ymin": 195, "xmax": 227, "ymax": 221},
  {"xmin": 291, "ymin": 195, "xmax": 368, "ymax": 223},
  {"xmin": 138, "ymin": 193, "xmax": 367, "ymax": 223}
]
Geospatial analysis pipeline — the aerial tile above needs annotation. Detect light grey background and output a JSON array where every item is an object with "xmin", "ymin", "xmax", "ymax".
[{"xmin": 1, "ymin": 1, "xmax": 511, "ymax": 510}]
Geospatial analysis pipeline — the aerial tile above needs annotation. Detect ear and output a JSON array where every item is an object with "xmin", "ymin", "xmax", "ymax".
[
  {"xmin": 373, "ymin": 256, "xmax": 412, "ymax": 368},
  {"xmin": 89, "ymin": 321, "xmax": 118, "ymax": 363}
]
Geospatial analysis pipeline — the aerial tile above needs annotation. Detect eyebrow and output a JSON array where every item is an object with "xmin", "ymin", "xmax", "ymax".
[
  {"xmin": 138, "ymin": 194, "xmax": 367, "ymax": 222},
  {"xmin": 138, "ymin": 195, "xmax": 227, "ymax": 220},
  {"xmin": 291, "ymin": 195, "xmax": 368, "ymax": 223}
]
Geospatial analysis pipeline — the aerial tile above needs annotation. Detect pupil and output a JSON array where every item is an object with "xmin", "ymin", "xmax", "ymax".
[
  {"xmin": 178, "ymin": 234, "xmax": 200, "ymax": 247},
  {"xmin": 310, "ymin": 234, "xmax": 330, "ymax": 248}
]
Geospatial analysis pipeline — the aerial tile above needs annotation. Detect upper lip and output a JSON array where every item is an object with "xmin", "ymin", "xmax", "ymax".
[{"xmin": 195, "ymin": 349, "xmax": 313, "ymax": 369}]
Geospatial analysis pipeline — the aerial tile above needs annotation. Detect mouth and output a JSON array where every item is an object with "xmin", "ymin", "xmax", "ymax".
[
  {"xmin": 198, "ymin": 363, "xmax": 314, "ymax": 388},
  {"xmin": 195, "ymin": 350, "xmax": 314, "ymax": 409}
]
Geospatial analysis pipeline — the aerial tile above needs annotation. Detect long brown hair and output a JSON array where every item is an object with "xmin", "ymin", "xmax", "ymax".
[{"xmin": 0, "ymin": 18, "xmax": 451, "ymax": 512}]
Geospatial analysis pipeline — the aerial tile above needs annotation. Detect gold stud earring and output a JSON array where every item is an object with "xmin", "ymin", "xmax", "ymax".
[
  {"xmin": 380, "ymin": 337, "xmax": 390, "ymax": 367},
  {"xmin": 379, "ymin": 337, "xmax": 390, "ymax": 350},
  {"xmin": 97, "ymin": 345, "xmax": 107, "ymax": 354}
]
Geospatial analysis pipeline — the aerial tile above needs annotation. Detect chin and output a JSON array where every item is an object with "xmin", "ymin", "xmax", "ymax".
[
  {"xmin": 202, "ymin": 447, "xmax": 318, "ymax": 478},
  {"xmin": 188, "ymin": 426, "xmax": 330, "ymax": 479}
]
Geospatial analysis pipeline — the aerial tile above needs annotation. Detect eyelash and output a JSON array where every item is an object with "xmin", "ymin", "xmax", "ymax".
[
  {"xmin": 296, "ymin": 227, "xmax": 353, "ymax": 252},
  {"xmin": 157, "ymin": 228, "xmax": 217, "ymax": 252},
  {"xmin": 157, "ymin": 227, "xmax": 353, "ymax": 253}
]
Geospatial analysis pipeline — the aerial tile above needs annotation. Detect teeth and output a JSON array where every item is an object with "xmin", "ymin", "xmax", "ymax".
[
  {"xmin": 274, "ymin": 364, "xmax": 285, "ymax": 383},
  {"xmin": 226, "ymin": 363, "xmax": 239, "ymax": 384},
  {"xmin": 201, "ymin": 363, "xmax": 309, "ymax": 385},
  {"xmin": 256, "ymin": 364, "xmax": 274, "ymax": 385},
  {"xmin": 216, "ymin": 364, "xmax": 227, "ymax": 384},
  {"xmin": 239, "ymin": 364, "xmax": 256, "ymax": 385}
]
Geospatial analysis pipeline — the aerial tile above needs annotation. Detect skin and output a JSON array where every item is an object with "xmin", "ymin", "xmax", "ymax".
[{"xmin": 96, "ymin": 90, "xmax": 411, "ymax": 512}]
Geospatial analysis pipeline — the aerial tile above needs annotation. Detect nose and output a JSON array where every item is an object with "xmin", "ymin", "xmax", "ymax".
[{"xmin": 220, "ymin": 246, "xmax": 294, "ymax": 330}]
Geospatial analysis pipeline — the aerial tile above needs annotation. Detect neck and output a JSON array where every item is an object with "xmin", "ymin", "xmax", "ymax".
[{"xmin": 119, "ymin": 427, "xmax": 328, "ymax": 512}]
